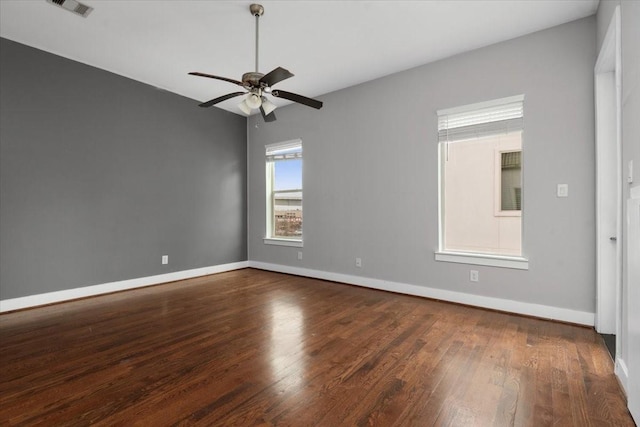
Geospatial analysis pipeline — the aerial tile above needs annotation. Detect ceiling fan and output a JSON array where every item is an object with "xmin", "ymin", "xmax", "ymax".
[{"xmin": 189, "ymin": 3, "xmax": 323, "ymax": 122}]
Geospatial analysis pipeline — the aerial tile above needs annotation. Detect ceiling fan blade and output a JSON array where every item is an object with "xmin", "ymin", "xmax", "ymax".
[
  {"xmin": 259, "ymin": 67, "xmax": 294, "ymax": 87},
  {"xmin": 189, "ymin": 72, "xmax": 245, "ymax": 88},
  {"xmin": 198, "ymin": 91, "xmax": 246, "ymax": 108},
  {"xmin": 272, "ymin": 90, "xmax": 323, "ymax": 109},
  {"xmin": 260, "ymin": 106, "xmax": 277, "ymax": 122}
]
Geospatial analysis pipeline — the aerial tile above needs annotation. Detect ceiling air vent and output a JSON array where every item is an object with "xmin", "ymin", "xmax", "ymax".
[{"xmin": 46, "ymin": 0, "xmax": 93, "ymax": 18}]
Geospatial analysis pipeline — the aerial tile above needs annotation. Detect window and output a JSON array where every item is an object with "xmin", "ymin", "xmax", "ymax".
[
  {"xmin": 496, "ymin": 150, "xmax": 522, "ymax": 215},
  {"xmin": 265, "ymin": 139, "xmax": 303, "ymax": 247},
  {"xmin": 436, "ymin": 95, "xmax": 528, "ymax": 269}
]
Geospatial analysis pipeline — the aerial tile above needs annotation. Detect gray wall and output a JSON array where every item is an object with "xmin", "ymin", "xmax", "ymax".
[
  {"xmin": 597, "ymin": 0, "xmax": 640, "ymax": 394},
  {"xmin": 597, "ymin": 0, "xmax": 620, "ymax": 52},
  {"xmin": 0, "ymin": 38, "xmax": 247, "ymax": 300},
  {"xmin": 247, "ymin": 17, "xmax": 596, "ymax": 313}
]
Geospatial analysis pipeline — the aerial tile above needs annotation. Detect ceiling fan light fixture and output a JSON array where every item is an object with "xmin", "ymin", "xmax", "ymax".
[
  {"xmin": 245, "ymin": 93, "xmax": 262, "ymax": 109},
  {"xmin": 261, "ymin": 97, "xmax": 277, "ymax": 115},
  {"xmin": 238, "ymin": 99, "xmax": 252, "ymax": 115}
]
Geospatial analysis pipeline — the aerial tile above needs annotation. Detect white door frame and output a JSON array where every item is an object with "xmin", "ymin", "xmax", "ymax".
[
  {"xmin": 628, "ymin": 187, "xmax": 640, "ymax": 422},
  {"xmin": 594, "ymin": 6, "xmax": 621, "ymax": 339}
]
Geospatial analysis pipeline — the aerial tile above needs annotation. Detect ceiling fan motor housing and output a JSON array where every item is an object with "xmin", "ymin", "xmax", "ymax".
[{"xmin": 242, "ymin": 72, "xmax": 265, "ymax": 88}]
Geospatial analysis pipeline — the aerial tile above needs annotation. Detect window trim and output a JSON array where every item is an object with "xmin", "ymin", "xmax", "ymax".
[
  {"xmin": 435, "ymin": 251, "xmax": 529, "ymax": 270},
  {"xmin": 263, "ymin": 238, "xmax": 303, "ymax": 247}
]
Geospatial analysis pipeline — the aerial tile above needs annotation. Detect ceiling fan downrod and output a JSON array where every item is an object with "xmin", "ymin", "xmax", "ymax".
[{"xmin": 250, "ymin": 4, "xmax": 264, "ymax": 73}]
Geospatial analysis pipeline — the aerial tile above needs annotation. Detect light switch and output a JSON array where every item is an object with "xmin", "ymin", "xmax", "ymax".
[{"xmin": 557, "ymin": 184, "xmax": 569, "ymax": 198}]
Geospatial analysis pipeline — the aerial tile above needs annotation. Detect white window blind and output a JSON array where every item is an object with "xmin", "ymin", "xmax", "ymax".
[
  {"xmin": 266, "ymin": 139, "xmax": 302, "ymax": 162},
  {"xmin": 438, "ymin": 95, "xmax": 524, "ymax": 143}
]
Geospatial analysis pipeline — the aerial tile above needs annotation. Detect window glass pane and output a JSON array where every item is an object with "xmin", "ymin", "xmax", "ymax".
[
  {"xmin": 274, "ymin": 158, "xmax": 302, "ymax": 191},
  {"xmin": 273, "ymin": 158, "xmax": 302, "ymax": 238},
  {"xmin": 273, "ymin": 191, "xmax": 302, "ymax": 238},
  {"xmin": 500, "ymin": 151, "xmax": 521, "ymax": 211},
  {"xmin": 442, "ymin": 131, "xmax": 522, "ymax": 256}
]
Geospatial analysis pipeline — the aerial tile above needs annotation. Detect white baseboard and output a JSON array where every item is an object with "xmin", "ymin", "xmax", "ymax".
[
  {"xmin": 3, "ymin": 260, "xmax": 595, "ymax": 327},
  {"xmin": 0, "ymin": 261, "xmax": 249, "ymax": 313},
  {"xmin": 248, "ymin": 261, "xmax": 595, "ymax": 326},
  {"xmin": 615, "ymin": 357, "xmax": 629, "ymax": 393}
]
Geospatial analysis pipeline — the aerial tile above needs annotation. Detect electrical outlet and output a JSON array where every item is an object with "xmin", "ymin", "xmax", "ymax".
[
  {"xmin": 470, "ymin": 270, "xmax": 479, "ymax": 282},
  {"xmin": 557, "ymin": 184, "xmax": 569, "ymax": 197},
  {"xmin": 355, "ymin": 257, "xmax": 362, "ymax": 268},
  {"xmin": 162, "ymin": 255, "xmax": 168, "ymax": 265},
  {"xmin": 297, "ymin": 251, "xmax": 303, "ymax": 260}
]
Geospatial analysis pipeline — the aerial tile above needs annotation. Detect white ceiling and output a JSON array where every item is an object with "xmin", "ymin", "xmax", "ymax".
[{"xmin": 0, "ymin": 0, "xmax": 598, "ymax": 116}]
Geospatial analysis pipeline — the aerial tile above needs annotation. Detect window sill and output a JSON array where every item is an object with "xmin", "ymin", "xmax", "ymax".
[
  {"xmin": 435, "ymin": 251, "xmax": 528, "ymax": 270},
  {"xmin": 264, "ymin": 238, "xmax": 303, "ymax": 248}
]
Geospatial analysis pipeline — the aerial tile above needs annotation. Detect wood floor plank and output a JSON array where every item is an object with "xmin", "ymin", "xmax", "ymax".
[{"xmin": 0, "ymin": 269, "xmax": 635, "ymax": 426}]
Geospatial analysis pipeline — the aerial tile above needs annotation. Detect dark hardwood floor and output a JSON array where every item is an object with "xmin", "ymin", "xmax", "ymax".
[{"xmin": 0, "ymin": 269, "xmax": 634, "ymax": 426}]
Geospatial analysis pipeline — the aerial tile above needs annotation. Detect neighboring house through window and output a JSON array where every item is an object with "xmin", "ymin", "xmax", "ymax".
[
  {"xmin": 264, "ymin": 139, "xmax": 303, "ymax": 247},
  {"xmin": 436, "ymin": 95, "xmax": 528, "ymax": 269}
]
